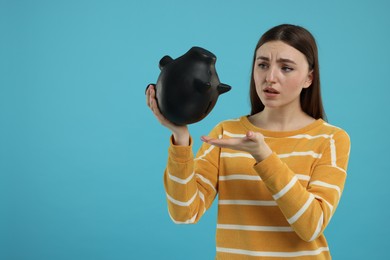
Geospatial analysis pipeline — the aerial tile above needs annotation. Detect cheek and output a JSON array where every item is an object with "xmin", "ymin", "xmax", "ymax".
[
  {"xmin": 253, "ymin": 70, "xmax": 265, "ymax": 85},
  {"xmin": 283, "ymin": 75, "xmax": 307, "ymax": 90},
  {"xmin": 253, "ymin": 74, "xmax": 263, "ymax": 93},
  {"xmin": 287, "ymin": 79, "xmax": 302, "ymax": 90}
]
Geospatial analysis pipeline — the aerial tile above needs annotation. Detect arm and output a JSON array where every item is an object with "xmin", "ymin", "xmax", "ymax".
[
  {"xmin": 147, "ymin": 83, "xmax": 218, "ymax": 223},
  {"xmin": 164, "ymin": 125, "xmax": 222, "ymax": 224},
  {"xmin": 203, "ymin": 129, "xmax": 351, "ymax": 241},
  {"xmin": 254, "ymin": 130, "xmax": 350, "ymax": 241}
]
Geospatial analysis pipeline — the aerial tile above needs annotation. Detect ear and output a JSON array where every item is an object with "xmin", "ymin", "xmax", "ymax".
[
  {"xmin": 159, "ymin": 55, "xmax": 173, "ymax": 70},
  {"xmin": 303, "ymin": 70, "xmax": 313, "ymax": 89}
]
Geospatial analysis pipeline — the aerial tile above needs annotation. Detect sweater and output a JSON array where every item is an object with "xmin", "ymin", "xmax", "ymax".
[{"xmin": 164, "ymin": 116, "xmax": 351, "ymax": 259}]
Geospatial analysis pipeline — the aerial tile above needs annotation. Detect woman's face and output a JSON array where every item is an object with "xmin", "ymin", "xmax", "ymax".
[{"xmin": 253, "ymin": 40, "xmax": 313, "ymax": 110}]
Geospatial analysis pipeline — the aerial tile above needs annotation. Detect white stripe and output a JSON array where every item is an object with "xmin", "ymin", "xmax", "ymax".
[
  {"xmin": 219, "ymin": 174, "xmax": 261, "ymax": 181},
  {"xmin": 288, "ymin": 134, "xmax": 331, "ymax": 139},
  {"xmin": 310, "ymin": 180, "xmax": 341, "ymax": 197},
  {"xmin": 309, "ymin": 213, "xmax": 324, "ymax": 242},
  {"xmin": 278, "ymin": 151, "xmax": 322, "ymax": 159},
  {"xmin": 219, "ymin": 174, "xmax": 309, "ymax": 182},
  {"xmin": 166, "ymin": 191, "xmax": 198, "ymax": 207},
  {"xmin": 320, "ymin": 164, "xmax": 347, "ymax": 174},
  {"xmin": 313, "ymin": 194, "xmax": 333, "ymax": 213},
  {"xmin": 223, "ymin": 118, "xmax": 240, "ymax": 122},
  {"xmin": 273, "ymin": 176, "xmax": 298, "ymax": 200},
  {"xmin": 216, "ymin": 246, "xmax": 329, "ymax": 257},
  {"xmin": 223, "ymin": 130, "xmax": 246, "ymax": 138},
  {"xmin": 334, "ymin": 166, "xmax": 346, "ymax": 174},
  {"xmin": 168, "ymin": 210, "xmax": 197, "ymax": 224},
  {"xmin": 199, "ymin": 191, "xmax": 206, "ymax": 214},
  {"xmin": 324, "ymin": 122, "xmax": 340, "ymax": 129},
  {"xmin": 195, "ymin": 158, "xmax": 208, "ymax": 163},
  {"xmin": 288, "ymin": 194, "xmax": 315, "ymax": 224},
  {"xmin": 330, "ymin": 135, "xmax": 337, "ymax": 167},
  {"xmin": 195, "ymin": 144, "xmax": 215, "ymax": 161},
  {"xmin": 217, "ymin": 224, "xmax": 293, "ymax": 232},
  {"xmin": 199, "ymin": 191, "xmax": 205, "ymax": 203},
  {"xmin": 221, "ymin": 152, "xmax": 253, "ymax": 159},
  {"xmin": 219, "ymin": 200, "xmax": 277, "ymax": 206},
  {"xmin": 196, "ymin": 173, "xmax": 216, "ymax": 192},
  {"xmin": 168, "ymin": 171, "xmax": 194, "ymax": 184},
  {"xmin": 295, "ymin": 174, "xmax": 310, "ymax": 181}
]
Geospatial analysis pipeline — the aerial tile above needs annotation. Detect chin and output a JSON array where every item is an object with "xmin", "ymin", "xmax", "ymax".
[{"xmin": 260, "ymin": 99, "xmax": 281, "ymax": 109}]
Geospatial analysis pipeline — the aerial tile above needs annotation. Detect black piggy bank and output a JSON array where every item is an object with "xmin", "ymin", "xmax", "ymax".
[{"xmin": 153, "ymin": 46, "xmax": 231, "ymax": 126}]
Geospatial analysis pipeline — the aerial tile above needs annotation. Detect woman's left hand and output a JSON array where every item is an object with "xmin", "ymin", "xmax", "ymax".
[{"xmin": 201, "ymin": 131, "xmax": 272, "ymax": 163}]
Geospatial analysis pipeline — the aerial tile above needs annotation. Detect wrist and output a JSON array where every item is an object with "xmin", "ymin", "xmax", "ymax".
[
  {"xmin": 253, "ymin": 145, "xmax": 272, "ymax": 163},
  {"xmin": 172, "ymin": 132, "xmax": 190, "ymax": 146}
]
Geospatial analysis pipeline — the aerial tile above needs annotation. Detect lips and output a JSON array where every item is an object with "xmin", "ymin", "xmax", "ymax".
[{"xmin": 263, "ymin": 87, "xmax": 280, "ymax": 94}]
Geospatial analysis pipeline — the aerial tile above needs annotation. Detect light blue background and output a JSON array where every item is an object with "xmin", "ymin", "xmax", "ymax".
[{"xmin": 1, "ymin": 0, "xmax": 389, "ymax": 259}]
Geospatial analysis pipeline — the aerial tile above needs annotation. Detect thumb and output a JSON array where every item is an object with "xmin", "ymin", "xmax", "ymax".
[{"xmin": 246, "ymin": 131, "xmax": 257, "ymax": 141}]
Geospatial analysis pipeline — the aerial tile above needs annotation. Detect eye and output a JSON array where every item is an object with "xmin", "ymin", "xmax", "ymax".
[
  {"xmin": 281, "ymin": 66, "xmax": 293, "ymax": 72},
  {"xmin": 257, "ymin": 63, "xmax": 268, "ymax": 69}
]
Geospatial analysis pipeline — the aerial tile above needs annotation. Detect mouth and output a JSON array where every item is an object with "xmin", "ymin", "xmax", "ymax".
[{"xmin": 263, "ymin": 87, "xmax": 280, "ymax": 94}]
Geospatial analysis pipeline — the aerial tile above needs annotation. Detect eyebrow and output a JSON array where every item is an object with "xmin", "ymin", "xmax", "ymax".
[{"xmin": 256, "ymin": 56, "xmax": 297, "ymax": 65}]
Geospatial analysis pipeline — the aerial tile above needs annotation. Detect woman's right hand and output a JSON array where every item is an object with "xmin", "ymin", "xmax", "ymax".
[{"xmin": 146, "ymin": 84, "xmax": 190, "ymax": 146}]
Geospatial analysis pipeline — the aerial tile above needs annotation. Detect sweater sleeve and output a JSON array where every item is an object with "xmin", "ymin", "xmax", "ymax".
[
  {"xmin": 253, "ymin": 129, "xmax": 351, "ymax": 241},
  {"xmin": 163, "ymin": 124, "xmax": 222, "ymax": 224}
]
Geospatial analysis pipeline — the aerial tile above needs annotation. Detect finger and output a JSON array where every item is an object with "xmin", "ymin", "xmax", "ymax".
[
  {"xmin": 145, "ymin": 84, "xmax": 155, "ymax": 94},
  {"xmin": 148, "ymin": 95, "xmax": 169, "ymax": 124},
  {"xmin": 146, "ymin": 87, "xmax": 151, "ymax": 107},
  {"xmin": 145, "ymin": 84, "xmax": 150, "ymax": 95},
  {"xmin": 149, "ymin": 87, "xmax": 157, "ymax": 108},
  {"xmin": 245, "ymin": 131, "xmax": 255, "ymax": 141},
  {"xmin": 150, "ymin": 98, "xmax": 169, "ymax": 125},
  {"xmin": 148, "ymin": 88, "xmax": 153, "ymax": 107},
  {"xmin": 246, "ymin": 131, "xmax": 263, "ymax": 142},
  {"xmin": 149, "ymin": 84, "xmax": 155, "ymax": 94},
  {"xmin": 202, "ymin": 137, "xmax": 241, "ymax": 148},
  {"xmin": 146, "ymin": 85, "xmax": 154, "ymax": 107},
  {"xmin": 201, "ymin": 136, "xmax": 212, "ymax": 142},
  {"xmin": 201, "ymin": 134, "xmax": 223, "ymax": 142},
  {"xmin": 150, "ymin": 98, "xmax": 161, "ymax": 116}
]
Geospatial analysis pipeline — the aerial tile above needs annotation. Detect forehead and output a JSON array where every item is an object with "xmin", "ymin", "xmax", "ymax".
[{"xmin": 256, "ymin": 41, "xmax": 307, "ymax": 63}]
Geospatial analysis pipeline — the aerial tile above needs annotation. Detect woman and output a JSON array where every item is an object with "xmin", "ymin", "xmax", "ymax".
[{"xmin": 146, "ymin": 24, "xmax": 350, "ymax": 259}]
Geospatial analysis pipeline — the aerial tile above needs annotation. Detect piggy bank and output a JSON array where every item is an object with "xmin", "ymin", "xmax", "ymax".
[{"xmin": 152, "ymin": 46, "xmax": 231, "ymax": 126}]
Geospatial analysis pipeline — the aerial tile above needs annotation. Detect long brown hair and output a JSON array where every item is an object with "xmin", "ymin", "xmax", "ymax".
[{"xmin": 249, "ymin": 24, "xmax": 326, "ymax": 120}]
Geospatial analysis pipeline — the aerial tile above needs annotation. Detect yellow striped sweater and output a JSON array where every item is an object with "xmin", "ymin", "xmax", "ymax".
[{"xmin": 164, "ymin": 116, "xmax": 350, "ymax": 259}]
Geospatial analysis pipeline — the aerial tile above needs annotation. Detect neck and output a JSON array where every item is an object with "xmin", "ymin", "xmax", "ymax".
[{"xmin": 250, "ymin": 105, "xmax": 314, "ymax": 132}]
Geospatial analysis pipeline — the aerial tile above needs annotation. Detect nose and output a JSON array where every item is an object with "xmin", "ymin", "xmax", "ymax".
[{"xmin": 265, "ymin": 66, "xmax": 276, "ymax": 84}]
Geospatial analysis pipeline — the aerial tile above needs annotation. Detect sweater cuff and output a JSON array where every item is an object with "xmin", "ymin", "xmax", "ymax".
[
  {"xmin": 168, "ymin": 135, "xmax": 194, "ymax": 163},
  {"xmin": 253, "ymin": 153, "xmax": 281, "ymax": 181}
]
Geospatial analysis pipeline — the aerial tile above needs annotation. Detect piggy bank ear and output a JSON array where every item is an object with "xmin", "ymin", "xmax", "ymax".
[{"xmin": 159, "ymin": 56, "xmax": 173, "ymax": 70}]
